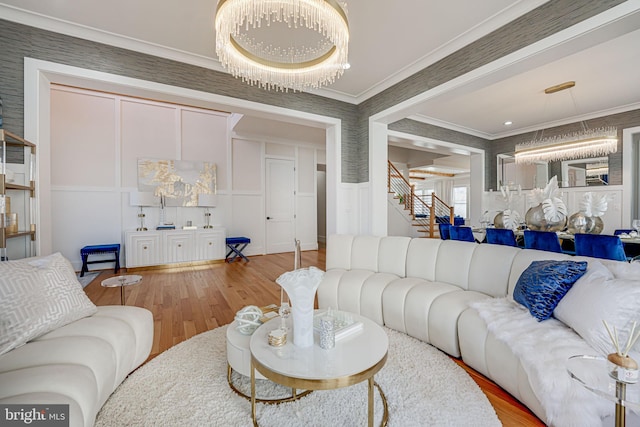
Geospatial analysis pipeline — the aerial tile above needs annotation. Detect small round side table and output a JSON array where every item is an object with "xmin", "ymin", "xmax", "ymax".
[
  {"xmin": 101, "ymin": 274, "xmax": 142, "ymax": 305},
  {"xmin": 567, "ymin": 354, "xmax": 640, "ymax": 427}
]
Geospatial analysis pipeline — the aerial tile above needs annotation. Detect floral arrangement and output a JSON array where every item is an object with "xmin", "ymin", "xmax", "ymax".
[
  {"xmin": 579, "ymin": 192, "xmax": 610, "ymax": 218},
  {"xmin": 499, "ymin": 185, "xmax": 522, "ymax": 230},
  {"xmin": 529, "ymin": 176, "xmax": 567, "ymax": 222}
]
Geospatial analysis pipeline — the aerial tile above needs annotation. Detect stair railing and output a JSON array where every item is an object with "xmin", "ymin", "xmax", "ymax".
[
  {"xmin": 388, "ymin": 161, "xmax": 414, "ymax": 214},
  {"xmin": 430, "ymin": 193, "xmax": 455, "ymax": 234},
  {"xmin": 387, "ymin": 161, "xmax": 456, "ymax": 238}
]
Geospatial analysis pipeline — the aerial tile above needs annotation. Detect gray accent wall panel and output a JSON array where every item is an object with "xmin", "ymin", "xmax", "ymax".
[
  {"xmin": 0, "ymin": 19, "xmax": 361, "ymax": 182},
  {"xmin": 488, "ymin": 109, "xmax": 640, "ymax": 190},
  {"xmin": 389, "ymin": 119, "xmax": 491, "ymax": 186},
  {"xmin": 0, "ymin": 0, "xmax": 632, "ymax": 184},
  {"xmin": 357, "ymin": 0, "xmax": 626, "ymax": 182}
]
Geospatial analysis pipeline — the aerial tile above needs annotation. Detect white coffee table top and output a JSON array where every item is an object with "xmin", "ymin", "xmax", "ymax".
[{"xmin": 250, "ymin": 312, "xmax": 388, "ymax": 383}]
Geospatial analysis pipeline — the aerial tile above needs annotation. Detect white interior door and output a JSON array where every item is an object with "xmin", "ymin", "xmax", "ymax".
[{"xmin": 266, "ymin": 158, "xmax": 295, "ymax": 254}]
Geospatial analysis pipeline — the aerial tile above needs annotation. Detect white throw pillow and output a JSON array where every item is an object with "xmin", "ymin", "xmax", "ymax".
[
  {"xmin": 554, "ymin": 260, "xmax": 640, "ymax": 359},
  {"xmin": 0, "ymin": 253, "xmax": 97, "ymax": 355}
]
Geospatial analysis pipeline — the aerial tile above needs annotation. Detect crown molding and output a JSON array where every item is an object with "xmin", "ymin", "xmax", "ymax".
[
  {"xmin": 0, "ymin": 1, "xmax": 548, "ymax": 106},
  {"xmin": 406, "ymin": 114, "xmax": 493, "ymax": 139},
  {"xmin": 0, "ymin": 3, "xmax": 360, "ymax": 104},
  {"xmin": 410, "ymin": 101, "xmax": 640, "ymax": 141},
  {"xmin": 0, "ymin": 5, "xmax": 225, "ymax": 74},
  {"xmin": 342, "ymin": 0, "xmax": 549, "ymax": 103}
]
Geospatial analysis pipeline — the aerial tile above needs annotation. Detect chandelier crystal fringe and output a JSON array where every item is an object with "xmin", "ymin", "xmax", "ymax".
[
  {"xmin": 514, "ymin": 126, "xmax": 618, "ymax": 164},
  {"xmin": 215, "ymin": 0, "xmax": 349, "ymax": 92}
]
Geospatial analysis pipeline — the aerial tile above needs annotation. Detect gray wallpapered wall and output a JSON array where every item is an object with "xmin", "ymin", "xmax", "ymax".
[
  {"xmin": 0, "ymin": 19, "xmax": 360, "ymax": 180},
  {"xmin": 487, "ymin": 109, "xmax": 640, "ymax": 189},
  {"xmin": 0, "ymin": 0, "xmax": 632, "ymax": 187}
]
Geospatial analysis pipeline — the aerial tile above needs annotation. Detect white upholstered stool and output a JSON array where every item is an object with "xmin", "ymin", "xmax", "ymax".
[
  {"xmin": 226, "ymin": 320, "xmax": 266, "ymax": 381},
  {"xmin": 226, "ymin": 319, "xmax": 311, "ymax": 403}
]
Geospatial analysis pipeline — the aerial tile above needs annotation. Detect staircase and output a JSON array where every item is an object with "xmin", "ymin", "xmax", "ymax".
[{"xmin": 387, "ymin": 161, "xmax": 455, "ymax": 238}]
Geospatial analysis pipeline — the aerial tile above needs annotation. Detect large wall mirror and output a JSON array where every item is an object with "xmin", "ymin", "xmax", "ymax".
[
  {"xmin": 560, "ymin": 157, "xmax": 609, "ymax": 187},
  {"xmin": 497, "ymin": 153, "xmax": 610, "ymax": 189},
  {"xmin": 497, "ymin": 153, "xmax": 548, "ymax": 190}
]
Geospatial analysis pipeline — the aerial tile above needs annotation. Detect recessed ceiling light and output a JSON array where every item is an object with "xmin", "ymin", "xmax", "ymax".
[{"xmin": 504, "ymin": 121, "xmax": 513, "ymax": 126}]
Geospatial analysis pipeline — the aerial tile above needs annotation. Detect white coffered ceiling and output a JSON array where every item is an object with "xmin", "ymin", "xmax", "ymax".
[{"xmin": 2, "ymin": 1, "xmax": 640, "ymax": 142}]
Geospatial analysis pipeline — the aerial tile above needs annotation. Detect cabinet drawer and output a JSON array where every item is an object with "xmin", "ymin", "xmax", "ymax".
[{"xmin": 126, "ymin": 233, "xmax": 161, "ymax": 267}]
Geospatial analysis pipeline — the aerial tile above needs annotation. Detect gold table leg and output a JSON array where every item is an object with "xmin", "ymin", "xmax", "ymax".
[
  {"xmin": 368, "ymin": 377, "xmax": 374, "ymax": 427},
  {"xmin": 251, "ymin": 361, "xmax": 257, "ymax": 427},
  {"xmin": 120, "ymin": 286, "xmax": 125, "ymax": 305},
  {"xmin": 615, "ymin": 381, "xmax": 626, "ymax": 427}
]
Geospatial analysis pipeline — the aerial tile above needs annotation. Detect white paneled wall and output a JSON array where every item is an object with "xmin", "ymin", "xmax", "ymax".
[
  {"xmin": 482, "ymin": 185, "xmax": 624, "ymax": 234},
  {"xmin": 231, "ymin": 138, "xmax": 264, "ymax": 255},
  {"xmin": 181, "ymin": 109, "xmax": 229, "ymax": 192},
  {"xmin": 50, "ymin": 85, "xmax": 322, "ymax": 268},
  {"xmin": 296, "ymin": 147, "xmax": 318, "ymax": 251}
]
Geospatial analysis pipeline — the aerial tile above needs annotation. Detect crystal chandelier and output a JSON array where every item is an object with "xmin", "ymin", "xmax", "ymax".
[
  {"xmin": 514, "ymin": 81, "xmax": 618, "ymax": 164},
  {"xmin": 215, "ymin": 0, "xmax": 349, "ymax": 92},
  {"xmin": 514, "ymin": 126, "xmax": 618, "ymax": 164}
]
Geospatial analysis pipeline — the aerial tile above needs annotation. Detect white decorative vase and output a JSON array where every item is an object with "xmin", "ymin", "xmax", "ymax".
[
  {"xmin": 525, "ymin": 203, "xmax": 566, "ymax": 232},
  {"xmin": 567, "ymin": 212, "xmax": 604, "ymax": 234},
  {"xmin": 276, "ymin": 266, "xmax": 325, "ymax": 348}
]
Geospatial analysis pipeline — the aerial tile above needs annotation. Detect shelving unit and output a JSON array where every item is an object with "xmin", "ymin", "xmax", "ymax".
[{"xmin": 1, "ymin": 129, "xmax": 36, "ymax": 261}]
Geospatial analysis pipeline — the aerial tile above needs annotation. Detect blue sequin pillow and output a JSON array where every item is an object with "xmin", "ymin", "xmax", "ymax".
[{"xmin": 513, "ymin": 260, "xmax": 588, "ymax": 321}]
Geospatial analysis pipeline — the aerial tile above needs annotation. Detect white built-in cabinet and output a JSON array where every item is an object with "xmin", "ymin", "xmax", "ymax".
[{"xmin": 125, "ymin": 228, "xmax": 225, "ymax": 268}]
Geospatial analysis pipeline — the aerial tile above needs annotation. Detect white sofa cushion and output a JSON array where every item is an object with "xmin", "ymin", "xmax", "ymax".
[
  {"xmin": 0, "ymin": 253, "xmax": 97, "ymax": 355},
  {"xmin": 468, "ymin": 244, "xmax": 520, "ymax": 297},
  {"xmin": 378, "ymin": 236, "xmax": 411, "ymax": 277},
  {"xmin": 434, "ymin": 240, "xmax": 478, "ymax": 290},
  {"xmin": 405, "ymin": 238, "xmax": 442, "ymax": 281},
  {"xmin": 554, "ymin": 260, "xmax": 640, "ymax": 359},
  {"xmin": 326, "ymin": 235, "xmax": 354, "ymax": 270},
  {"xmin": 0, "ymin": 306, "xmax": 153, "ymax": 427},
  {"xmin": 351, "ymin": 236, "xmax": 381, "ymax": 271}
]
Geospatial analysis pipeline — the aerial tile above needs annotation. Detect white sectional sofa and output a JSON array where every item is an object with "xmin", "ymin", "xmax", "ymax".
[
  {"xmin": 0, "ymin": 253, "xmax": 153, "ymax": 427},
  {"xmin": 317, "ymin": 234, "xmax": 640, "ymax": 426}
]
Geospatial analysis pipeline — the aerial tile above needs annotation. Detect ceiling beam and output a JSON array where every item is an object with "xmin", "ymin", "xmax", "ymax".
[{"xmin": 409, "ymin": 169, "xmax": 455, "ymax": 177}]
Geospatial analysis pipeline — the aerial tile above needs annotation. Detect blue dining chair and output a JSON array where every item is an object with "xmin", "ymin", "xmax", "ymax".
[
  {"xmin": 574, "ymin": 234, "xmax": 627, "ymax": 261},
  {"xmin": 614, "ymin": 229, "xmax": 633, "ymax": 235},
  {"xmin": 486, "ymin": 228, "xmax": 518, "ymax": 247},
  {"xmin": 438, "ymin": 223, "xmax": 451, "ymax": 240},
  {"xmin": 523, "ymin": 230, "xmax": 562, "ymax": 253},
  {"xmin": 614, "ymin": 229, "xmax": 640, "ymax": 259},
  {"xmin": 449, "ymin": 226, "xmax": 475, "ymax": 242}
]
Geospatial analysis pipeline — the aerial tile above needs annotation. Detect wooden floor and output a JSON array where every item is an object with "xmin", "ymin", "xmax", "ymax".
[{"xmin": 83, "ymin": 249, "xmax": 544, "ymax": 426}]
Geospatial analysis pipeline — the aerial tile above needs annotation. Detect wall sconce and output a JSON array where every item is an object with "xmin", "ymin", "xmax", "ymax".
[
  {"xmin": 198, "ymin": 194, "xmax": 217, "ymax": 229},
  {"xmin": 130, "ymin": 191, "xmax": 159, "ymax": 231}
]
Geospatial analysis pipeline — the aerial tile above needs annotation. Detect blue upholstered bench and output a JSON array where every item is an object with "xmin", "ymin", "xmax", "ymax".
[
  {"xmin": 80, "ymin": 244, "xmax": 121, "ymax": 276},
  {"xmin": 225, "ymin": 237, "xmax": 250, "ymax": 263}
]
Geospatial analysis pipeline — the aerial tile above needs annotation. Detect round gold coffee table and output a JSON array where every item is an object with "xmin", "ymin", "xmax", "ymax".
[
  {"xmin": 101, "ymin": 274, "xmax": 142, "ymax": 305},
  {"xmin": 249, "ymin": 313, "xmax": 389, "ymax": 427}
]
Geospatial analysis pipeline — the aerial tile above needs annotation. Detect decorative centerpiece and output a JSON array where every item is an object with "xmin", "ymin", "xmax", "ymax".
[
  {"xmin": 525, "ymin": 176, "xmax": 567, "ymax": 232},
  {"xmin": 567, "ymin": 192, "xmax": 610, "ymax": 234},
  {"xmin": 318, "ymin": 315, "xmax": 335, "ymax": 350},
  {"xmin": 276, "ymin": 266, "xmax": 325, "ymax": 348},
  {"xmin": 603, "ymin": 320, "xmax": 639, "ymax": 384},
  {"xmin": 494, "ymin": 184, "xmax": 522, "ymax": 231},
  {"xmin": 234, "ymin": 305, "xmax": 263, "ymax": 335}
]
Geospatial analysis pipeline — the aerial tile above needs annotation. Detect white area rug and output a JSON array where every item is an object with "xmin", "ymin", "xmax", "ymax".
[
  {"xmin": 96, "ymin": 326, "xmax": 500, "ymax": 426},
  {"xmin": 76, "ymin": 271, "xmax": 99, "ymax": 288}
]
